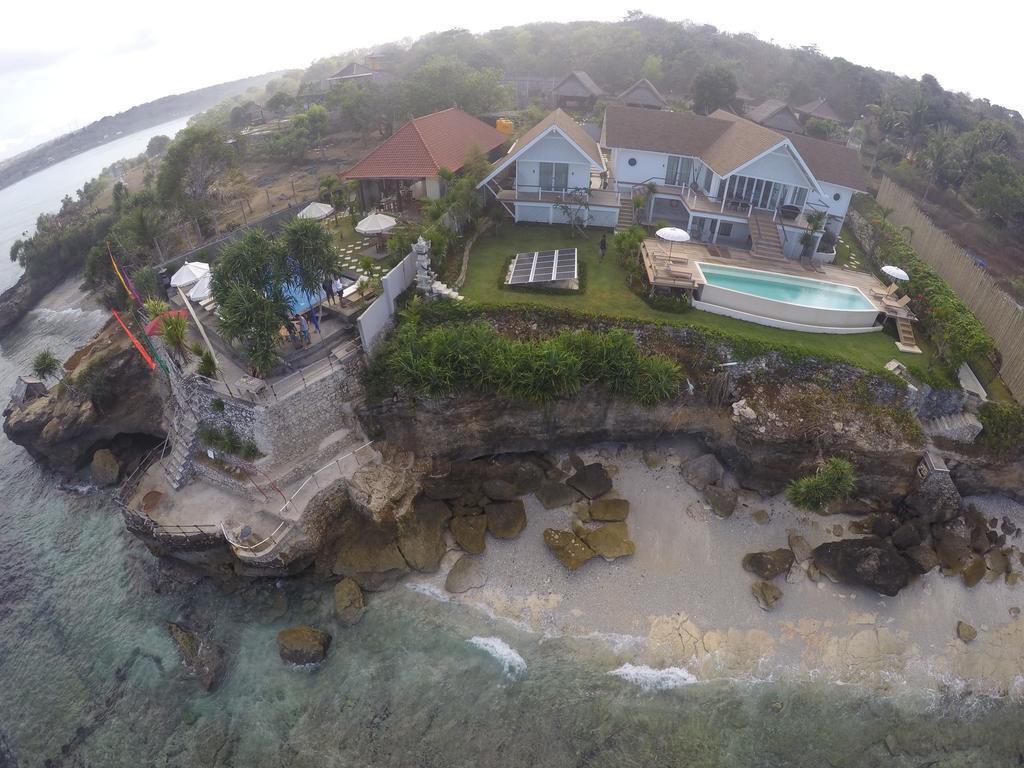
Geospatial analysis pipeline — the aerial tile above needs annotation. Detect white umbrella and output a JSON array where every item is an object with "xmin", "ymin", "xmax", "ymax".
[
  {"xmin": 297, "ymin": 201, "xmax": 334, "ymax": 220},
  {"xmin": 655, "ymin": 226, "xmax": 691, "ymax": 260},
  {"xmin": 355, "ymin": 212, "xmax": 397, "ymax": 235},
  {"xmin": 882, "ymin": 265, "xmax": 909, "ymax": 282},
  {"xmin": 187, "ymin": 273, "xmax": 212, "ymax": 301},
  {"xmin": 170, "ymin": 261, "xmax": 210, "ymax": 287}
]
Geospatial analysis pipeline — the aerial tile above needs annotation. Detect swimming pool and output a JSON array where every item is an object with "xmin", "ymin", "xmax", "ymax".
[{"xmin": 693, "ymin": 262, "xmax": 881, "ymax": 334}]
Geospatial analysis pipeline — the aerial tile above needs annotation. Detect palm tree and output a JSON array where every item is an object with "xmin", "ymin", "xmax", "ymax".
[
  {"xmin": 920, "ymin": 125, "xmax": 959, "ymax": 201},
  {"xmin": 32, "ymin": 350, "xmax": 60, "ymax": 381},
  {"xmin": 865, "ymin": 97, "xmax": 906, "ymax": 174},
  {"xmin": 160, "ymin": 314, "xmax": 190, "ymax": 362},
  {"xmin": 280, "ymin": 218, "xmax": 334, "ymax": 297},
  {"xmin": 319, "ymin": 177, "xmax": 341, "ymax": 207}
]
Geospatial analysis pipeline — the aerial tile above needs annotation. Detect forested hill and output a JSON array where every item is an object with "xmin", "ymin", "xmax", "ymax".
[{"xmin": 0, "ymin": 71, "xmax": 287, "ymax": 191}]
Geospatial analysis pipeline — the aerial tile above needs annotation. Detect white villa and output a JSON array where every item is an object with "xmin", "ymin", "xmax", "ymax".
[{"xmin": 480, "ymin": 105, "xmax": 866, "ymax": 261}]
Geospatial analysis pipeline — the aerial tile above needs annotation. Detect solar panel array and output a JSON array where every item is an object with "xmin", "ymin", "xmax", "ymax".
[{"xmin": 507, "ymin": 249, "xmax": 578, "ymax": 285}]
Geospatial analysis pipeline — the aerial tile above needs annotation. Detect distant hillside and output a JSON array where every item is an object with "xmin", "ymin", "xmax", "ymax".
[{"xmin": 0, "ymin": 72, "xmax": 286, "ymax": 191}]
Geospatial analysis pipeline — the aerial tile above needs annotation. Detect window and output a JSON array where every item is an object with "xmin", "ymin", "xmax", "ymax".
[
  {"xmin": 833, "ymin": 192, "xmax": 842, "ymax": 201},
  {"xmin": 718, "ymin": 222, "xmax": 733, "ymax": 237},
  {"xmin": 539, "ymin": 162, "xmax": 569, "ymax": 191},
  {"xmin": 702, "ymin": 167, "xmax": 713, "ymax": 193},
  {"xmin": 665, "ymin": 155, "xmax": 693, "ymax": 186},
  {"xmin": 627, "ymin": 157, "xmax": 637, "ymax": 166}
]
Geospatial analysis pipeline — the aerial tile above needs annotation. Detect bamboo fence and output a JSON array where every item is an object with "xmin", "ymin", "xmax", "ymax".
[{"xmin": 877, "ymin": 177, "xmax": 1024, "ymax": 401}]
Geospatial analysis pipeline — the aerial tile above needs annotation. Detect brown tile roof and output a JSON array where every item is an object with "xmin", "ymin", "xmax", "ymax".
[
  {"xmin": 342, "ymin": 108, "xmax": 507, "ymax": 180},
  {"xmin": 744, "ymin": 99, "xmax": 792, "ymax": 124},
  {"xmin": 604, "ymin": 105, "xmax": 865, "ymax": 190},
  {"xmin": 510, "ymin": 108, "xmax": 604, "ymax": 167},
  {"xmin": 553, "ymin": 70, "xmax": 604, "ymax": 98},
  {"xmin": 617, "ymin": 78, "xmax": 667, "ymax": 108},
  {"xmin": 787, "ymin": 133, "xmax": 866, "ymax": 190},
  {"xmin": 796, "ymin": 97, "xmax": 843, "ymax": 122}
]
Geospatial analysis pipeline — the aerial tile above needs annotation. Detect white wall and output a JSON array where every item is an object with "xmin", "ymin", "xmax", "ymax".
[
  {"xmin": 424, "ymin": 177, "xmax": 444, "ymax": 199},
  {"xmin": 514, "ymin": 203, "xmax": 618, "ymax": 227},
  {"xmin": 736, "ymin": 146, "xmax": 814, "ymax": 188},
  {"xmin": 697, "ymin": 282, "xmax": 880, "ymax": 330},
  {"xmin": 817, "ymin": 182, "xmax": 855, "ymax": 233},
  {"xmin": 612, "ymin": 148, "xmax": 672, "ymax": 187}
]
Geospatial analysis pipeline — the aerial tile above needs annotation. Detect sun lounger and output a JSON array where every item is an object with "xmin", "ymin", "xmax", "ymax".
[
  {"xmin": 871, "ymin": 283, "xmax": 898, "ymax": 299},
  {"xmin": 883, "ymin": 294, "xmax": 911, "ymax": 310}
]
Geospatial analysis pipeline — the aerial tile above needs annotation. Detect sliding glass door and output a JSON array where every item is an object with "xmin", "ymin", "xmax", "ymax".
[
  {"xmin": 539, "ymin": 162, "xmax": 570, "ymax": 191},
  {"xmin": 725, "ymin": 175, "xmax": 808, "ymax": 211},
  {"xmin": 665, "ymin": 155, "xmax": 693, "ymax": 187}
]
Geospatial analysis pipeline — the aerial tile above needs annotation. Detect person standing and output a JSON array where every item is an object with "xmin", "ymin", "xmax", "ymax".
[
  {"xmin": 297, "ymin": 314, "xmax": 311, "ymax": 347},
  {"xmin": 322, "ymin": 277, "xmax": 335, "ymax": 305},
  {"xmin": 598, "ymin": 234, "xmax": 607, "ymax": 261}
]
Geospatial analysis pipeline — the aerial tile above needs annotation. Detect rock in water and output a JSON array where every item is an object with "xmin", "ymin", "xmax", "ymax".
[
  {"xmin": 331, "ymin": 515, "xmax": 409, "ymax": 592},
  {"xmin": 704, "ymin": 485, "xmax": 737, "ymax": 518},
  {"xmin": 582, "ymin": 522, "xmax": 636, "ymax": 561},
  {"xmin": 752, "ymin": 580, "xmax": 782, "ymax": 611},
  {"xmin": 742, "ymin": 549, "xmax": 795, "ymax": 580},
  {"xmin": 450, "ymin": 514, "xmax": 487, "ymax": 554},
  {"xmin": 277, "ymin": 626, "xmax": 331, "ymax": 665},
  {"xmin": 397, "ymin": 497, "xmax": 451, "ymax": 573},
  {"xmin": 333, "ymin": 578, "xmax": 365, "ymax": 626},
  {"xmin": 485, "ymin": 500, "xmax": 527, "ymax": 539},
  {"xmin": 445, "ymin": 555, "xmax": 488, "ymax": 593},
  {"xmin": 788, "ymin": 533, "xmax": 813, "ymax": 563},
  {"xmin": 535, "ymin": 479, "xmax": 582, "ymax": 509},
  {"xmin": 682, "ymin": 453, "xmax": 725, "ymax": 492},
  {"xmin": 167, "ymin": 622, "xmax": 226, "ymax": 691},
  {"xmin": 90, "ymin": 448, "xmax": 121, "ymax": 486},
  {"xmin": 904, "ymin": 544, "xmax": 940, "ymax": 574},
  {"xmin": 482, "ymin": 478, "xmax": 519, "ymax": 501},
  {"xmin": 589, "ymin": 498, "xmax": 629, "ymax": 522},
  {"xmin": 812, "ymin": 538, "xmax": 912, "ymax": 596},
  {"xmin": 544, "ymin": 529, "xmax": 595, "ymax": 571},
  {"xmin": 956, "ymin": 621, "xmax": 977, "ymax": 643},
  {"xmin": 566, "ymin": 463, "xmax": 613, "ymax": 500}
]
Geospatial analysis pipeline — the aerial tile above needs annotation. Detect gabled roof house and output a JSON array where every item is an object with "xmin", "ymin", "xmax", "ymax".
[
  {"xmin": 327, "ymin": 61, "xmax": 397, "ymax": 88},
  {"xmin": 344, "ymin": 108, "xmax": 507, "ymax": 203},
  {"xmin": 551, "ymin": 71, "xmax": 604, "ymax": 110},
  {"xmin": 795, "ymin": 97, "xmax": 844, "ymax": 124},
  {"xmin": 617, "ymin": 79, "xmax": 667, "ymax": 110},
  {"xmin": 745, "ymin": 99, "xmax": 803, "ymax": 134}
]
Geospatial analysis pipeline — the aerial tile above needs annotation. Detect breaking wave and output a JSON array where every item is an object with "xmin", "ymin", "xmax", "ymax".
[
  {"xmin": 468, "ymin": 636, "xmax": 527, "ymax": 679},
  {"xmin": 609, "ymin": 663, "xmax": 697, "ymax": 691}
]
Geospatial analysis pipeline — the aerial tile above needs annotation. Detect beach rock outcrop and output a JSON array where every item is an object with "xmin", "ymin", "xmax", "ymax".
[
  {"xmin": 682, "ymin": 453, "xmax": 725, "ymax": 491},
  {"xmin": 567, "ymin": 463, "xmax": 612, "ymax": 499},
  {"xmin": 482, "ymin": 478, "xmax": 519, "ymax": 501},
  {"xmin": 451, "ymin": 513, "xmax": 487, "ymax": 554},
  {"xmin": 277, "ymin": 626, "xmax": 331, "ymax": 665},
  {"xmin": 742, "ymin": 549, "xmax": 795, "ymax": 580},
  {"xmin": 445, "ymin": 555, "xmax": 488, "ymax": 593},
  {"xmin": 581, "ymin": 522, "xmax": 635, "ymax": 561},
  {"xmin": 544, "ymin": 528, "xmax": 595, "ymax": 571},
  {"xmin": 704, "ymin": 485, "xmax": 737, "ymax": 517},
  {"xmin": 333, "ymin": 578, "xmax": 365, "ymax": 626},
  {"xmin": 535, "ymin": 479, "xmax": 581, "ymax": 509},
  {"xmin": 331, "ymin": 513, "xmax": 409, "ymax": 591},
  {"xmin": 752, "ymin": 580, "xmax": 782, "ymax": 611},
  {"xmin": 903, "ymin": 460, "xmax": 965, "ymax": 524},
  {"xmin": 904, "ymin": 544, "xmax": 940, "ymax": 574},
  {"xmin": 167, "ymin": 622, "xmax": 226, "ymax": 691},
  {"xmin": 589, "ymin": 498, "xmax": 629, "ymax": 522},
  {"xmin": 485, "ymin": 500, "xmax": 526, "ymax": 539},
  {"xmin": 347, "ymin": 463, "xmax": 416, "ymax": 522},
  {"xmin": 812, "ymin": 538, "xmax": 913, "ymax": 596},
  {"xmin": 396, "ymin": 496, "xmax": 451, "ymax": 573},
  {"xmin": 90, "ymin": 448, "xmax": 121, "ymax": 486},
  {"xmin": 788, "ymin": 533, "xmax": 812, "ymax": 563}
]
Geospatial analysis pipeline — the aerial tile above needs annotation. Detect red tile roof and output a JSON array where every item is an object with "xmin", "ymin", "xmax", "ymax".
[{"xmin": 342, "ymin": 108, "xmax": 507, "ymax": 180}]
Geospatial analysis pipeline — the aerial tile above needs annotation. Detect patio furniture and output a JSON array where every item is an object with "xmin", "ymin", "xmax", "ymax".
[
  {"xmin": 883, "ymin": 294, "xmax": 912, "ymax": 311},
  {"xmin": 779, "ymin": 205, "xmax": 800, "ymax": 221},
  {"xmin": 870, "ymin": 283, "xmax": 898, "ymax": 299}
]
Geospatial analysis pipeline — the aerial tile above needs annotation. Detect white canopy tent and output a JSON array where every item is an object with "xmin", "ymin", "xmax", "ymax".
[
  {"xmin": 297, "ymin": 201, "xmax": 335, "ymax": 220},
  {"xmin": 355, "ymin": 212, "xmax": 398, "ymax": 235},
  {"xmin": 170, "ymin": 261, "xmax": 210, "ymax": 288}
]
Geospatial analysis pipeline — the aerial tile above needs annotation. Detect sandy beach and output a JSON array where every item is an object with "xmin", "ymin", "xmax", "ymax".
[{"xmin": 407, "ymin": 438, "xmax": 1024, "ymax": 696}]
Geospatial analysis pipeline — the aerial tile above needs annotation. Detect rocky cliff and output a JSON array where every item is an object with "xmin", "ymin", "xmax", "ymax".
[
  {"xmin": 0, "ymin": 274, "xmax": 51, "ymax": 336},
  {"xmin": 3, "ymin": 320, "xmax": 169, "ymax": 475}
]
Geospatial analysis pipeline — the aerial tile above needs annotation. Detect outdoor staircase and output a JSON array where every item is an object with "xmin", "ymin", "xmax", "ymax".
[
  {"xmin": 749, "ymin": 213, "xmax": 784, "ymax": 259},
  {"xmin": 615, "ymin": 197, "xmax": 635, "ymax": 231},
  {"xmin": 163, "ymin": 407, "xmax": 198, "ymax": 490},
  {"xmin": 895, "ymin": 316, "xmax": 922, "ymax": 354},
  {"xmin": 431, "ymin": 280, "xmax": 464, "ymax": 301},
  {"xmin": 921, "ymin": 412, "xmax": 984, "ymax": 444}
]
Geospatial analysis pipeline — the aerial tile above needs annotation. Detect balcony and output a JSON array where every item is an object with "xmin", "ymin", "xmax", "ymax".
[{"xmin": 489, "ymin": 181, "xmax": 622, "ymax": 208}]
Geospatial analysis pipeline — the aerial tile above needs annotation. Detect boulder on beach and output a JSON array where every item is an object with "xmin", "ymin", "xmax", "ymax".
[
  {"xmin": 535, "ymin": 479, "xmax": 582, "ymax": 509},
  {"xmin": 277, "ymin": 626, "xmax": 332, "ymax": 665},
  {"xmin": 682, "ymin": 453, "xmax": 724, "ymax": 492},
  {"xmin": 566, "ymin": 463, "xmax": 613, "ymax": 500},
  {"xmin": 752, "ymin": 580, "xmax": 782, "ymax": 611},
  {"xmin": 445, "ymin": 555, "xmax": 488, "ymax": 593},
  {"xmin": 485, "ymin": 500, "xmax": 527, "ymax": 539},
  {"xmin": 961, "ymin": 554, "xmax": 986, "ymax": 588},
  {"xmin": 904, "ymin": 544, "xmax": 940, "ymax": 574},
  {"xmin": 91, "ymin": 448, "xmax": 121, "ymax": 487},
  {"xmin": 506, "ymin": 461, "xmax": 545, "ymax": 495},
  {"xmin": 482, "ymin": 478, "xmax": 519, "ymax": 501},
  {"xmin": 705, "ymin": 485, "xmax": 737, "ymax": 518},
  {"xmin": 812, "ymin": 538, "xmax": 912, "ymax": 596},
  {"xmin": 956, "ymin": 621, "xmax": 977, "ymax": 643},
  {"xmin": 582, "ymin": 522, "xmax": 635, "ymax": 561},
  {"xmin": 742, "ymin": 549, "xmax": 795, "ymax": 581},
  {"xmin": 396, "ymin": 496, "xmax": 452, "ymax": 574},
  {"xmin": 334, "ymin": 578, "xmax": 365, "ymax": 626},
  {"xmin": 451, "ymin": 513, "xmax": 487, "ymax": 554},
  {"xmin": 167, "ymin": 622, "xmax": 226, "ymax": 691},
  {"xmin": 788, "ymin": 533, "xmax": 812, "ymax": 563},
  {"xmin": 544, "ymin": 528, "xmax": 595, "ymax": 571},
  {"xmin": 933, "ymin": 519, "xmax": 974, "ymax": 573},
  {"xmin": 890, "ymin": 522, "xmax": 921, "ymax": 550},
  {"xmin": 589, "ymin": 498, "xmax": 629, "ymax": 522},
  {"xmin": 331, "ymin": 516, "xmax": 409, "ymax": 592}
]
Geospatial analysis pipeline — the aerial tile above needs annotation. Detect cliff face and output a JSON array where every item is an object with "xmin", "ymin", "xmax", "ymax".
[
  {"xmin": 4, "ymin": 320, "xmax": 169, "ymax": 472},
  {"xmin": 0, "ymin": 274, "xmax": 50, "ymax": 336}
]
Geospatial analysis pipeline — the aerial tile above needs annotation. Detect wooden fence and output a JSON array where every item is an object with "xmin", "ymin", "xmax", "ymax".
[{"xmin": 876, "ymin": 177, "xmax": 1024, "ymax": 401}]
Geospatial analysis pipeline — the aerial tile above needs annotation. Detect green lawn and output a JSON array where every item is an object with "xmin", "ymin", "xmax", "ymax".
[{"xmin": 462, "ymin": 223, "xmax": 938, "ymax": 373}]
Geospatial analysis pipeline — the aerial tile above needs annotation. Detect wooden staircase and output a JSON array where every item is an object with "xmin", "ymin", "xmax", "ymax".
[
  {"xmin": 749, "ymin": 213, "xmax": 785, "ymax": 260},
  {"xmin": 615, "ymin": 197, "xmax": 635, "ymax": 231},
  {"xmin": 895, "ymin": 316, "xmax": 922, "ymax": 354}
]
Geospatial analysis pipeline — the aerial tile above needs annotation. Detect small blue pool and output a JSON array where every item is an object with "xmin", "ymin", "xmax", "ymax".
[
  {"xmin": 697, "ymin": 263, "xmax": 875, "ymax": 311},
  {"xmin": 282, "ymin": 282, "xmax": 326, "ymax": 315}
]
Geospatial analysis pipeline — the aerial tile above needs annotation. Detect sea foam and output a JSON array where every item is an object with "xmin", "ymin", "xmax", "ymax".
[
  {"xmin": 609, "ymin": 663, "xmax": 697, "ymax": 691},
  {"xmin": 468, "ymin": 636, "xmax": 527, "ymax": 679}
]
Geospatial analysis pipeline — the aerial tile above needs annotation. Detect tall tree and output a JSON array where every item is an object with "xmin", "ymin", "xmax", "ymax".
[
  {"xmin": 920, "ymin": 125, "xmax": 960, "ymax": 201},
  {"xmin": 691, "ymin": 66, "xmax": 738, "ymax": 115},
  {"xmin": 279, "ymin": 218, "xmax": 334, "ymax": 297},
  {"xmin": 156, "ymin": 125, "xmax": 233, "ymax": 217}
]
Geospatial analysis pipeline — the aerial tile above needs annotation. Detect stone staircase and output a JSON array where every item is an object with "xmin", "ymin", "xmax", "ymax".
[
  {"xmin": 921, "ymin": 412, "xmax": 984, "ymax": 444},
  {"xmin": 163, "ymin": 407, "xmax": 198, "ymax": 490},
  {"xmin": 615, "ymin": 197, "xmax": 635, "ymax": 231},
  {"xmin": 431, "ymin": 280, "xmax": 464, "ymax": 301}
]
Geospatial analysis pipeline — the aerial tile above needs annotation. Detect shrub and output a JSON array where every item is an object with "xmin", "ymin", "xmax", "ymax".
[
  {"xmin": 143, "ymin": 298, "xmax": 170, "ymax": 317},
  {"xmin": 785, "ymin": 458, "xmax": 856, "ymax": 513},
  {"xmin": 239, "ymin": 440, "xmax": 261, "ymax": 461},
  {"xmin": 76, "ymin": 361, "xmax": 114, "ymax": 405},
  {"xmin": 190, "ymin": 341, "xmax": 205, "ymax": 357},
  {"xmin": 197, "ymin": 350, "xmax": 217, "ymax": 378},
  {"xmin": 977, "ymin": 401, "xmax": 1024, "ymax": 456},
  {"xmin": 210, "ymin": 398, "xmax": 225, "ymax": 413}
]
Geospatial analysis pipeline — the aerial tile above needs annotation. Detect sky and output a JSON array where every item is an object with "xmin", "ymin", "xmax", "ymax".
[{"xmin": 0, "ymin": 0, "xmax": 1015, "ymax": 161}]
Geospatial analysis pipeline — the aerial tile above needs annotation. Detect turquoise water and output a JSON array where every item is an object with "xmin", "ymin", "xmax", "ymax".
[{"xmin": 699, "ymin": 263, "xmax": 876, "ymax": 311}]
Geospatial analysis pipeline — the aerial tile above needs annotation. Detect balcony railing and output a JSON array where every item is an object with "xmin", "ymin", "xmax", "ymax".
[{"xmin": 489, "ymin": 181, "xmax": 622, "ymax": 208}]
